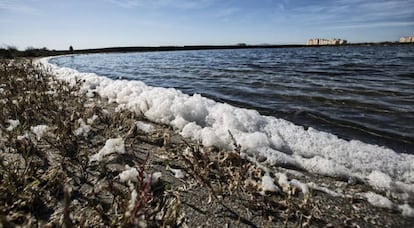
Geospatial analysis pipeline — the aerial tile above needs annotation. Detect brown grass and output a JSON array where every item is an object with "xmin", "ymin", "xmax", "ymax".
[{"xmin": 0, "ymin": 59, "xmax": 168, "ymax": 226}]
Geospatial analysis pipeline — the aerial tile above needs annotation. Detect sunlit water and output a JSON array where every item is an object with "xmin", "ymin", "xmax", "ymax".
[{"xmin": 50, "ymin": 45, "xmax": 414, "ymax": 153}]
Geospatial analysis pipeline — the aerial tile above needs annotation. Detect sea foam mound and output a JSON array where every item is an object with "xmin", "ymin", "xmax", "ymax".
[{"xmin": 40, "ymin": 57, "xmax": 414, "ymax": 198}]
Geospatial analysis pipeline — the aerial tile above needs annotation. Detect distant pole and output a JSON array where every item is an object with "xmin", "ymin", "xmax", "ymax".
[{"xmin": 69, "ymin": 45, "xmax": 74, "ymax": 53}]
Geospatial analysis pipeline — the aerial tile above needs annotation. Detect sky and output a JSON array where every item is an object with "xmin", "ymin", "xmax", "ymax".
[{"xmin": 0, "ymin": 0, "xmax": 413, "ymax": 50}]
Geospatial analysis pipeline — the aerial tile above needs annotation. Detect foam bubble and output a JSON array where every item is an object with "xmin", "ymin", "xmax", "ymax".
[{"xmin": 90, "ymin": 138, "xmax": 125, "ymax": 162}]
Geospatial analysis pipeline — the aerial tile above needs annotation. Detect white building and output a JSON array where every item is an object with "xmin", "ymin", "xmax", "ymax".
[
  {"xmin": 307, "ymin": 38, "xmax": 347, "ymax": 46},
  {"xmin": 400, "ymin": 36, "xmax": 414, "ymax": 43}
]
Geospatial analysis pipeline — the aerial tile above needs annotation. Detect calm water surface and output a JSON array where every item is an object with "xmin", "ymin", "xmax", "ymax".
[{"xmin": 51, "ymin": 45, "xmax": 414, "ymax": 153}]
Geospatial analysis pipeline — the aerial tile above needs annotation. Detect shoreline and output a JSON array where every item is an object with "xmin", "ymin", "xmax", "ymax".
[
  {"xmin": 2, "ymin": 42, "xmax": 413, "ymax": 59},
  {"xmin": 47, "ymin": 45, "xmax": 414, "ymax": 156},
  {"xmin": 67, "ymin": 42, "xmax": 414, "ymax": 55},
  {"xmin": 0, "ymin": 59, "xmax": 413, "ymax": 226},
  {"xmin": 43, "ymin": 53, "xmax": 414, "ymax": 191}
]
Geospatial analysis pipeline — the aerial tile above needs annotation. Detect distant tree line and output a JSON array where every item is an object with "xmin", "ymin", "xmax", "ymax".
[
  {"xmin": 0, "ymin": 46, "xmax": 72, "ymax": 59},
  {"xmin": 2, "ymin": 42, "xmax": 410, "ymax": 59}
]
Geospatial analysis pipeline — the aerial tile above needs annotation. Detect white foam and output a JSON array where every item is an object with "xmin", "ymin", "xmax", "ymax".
[
  {"xmin": 119, "ymin": 165, "xmax": 162, "ymax": 185},
  {"xmin": 365, "ymin": 191, "xmax": 395, "ymax": 209},
  {"xmin": 6, "ymin": 119, "xmax": 20, "ymax": 131},
  {"xmin": 74, "ymin": 118, "xmax": 91, "ymax": 137},
  {"xmin": 17, "ymin": 132, "xmax": 30, "ymax": 141},
  {"xmin": 399, "ymin": 204, "xmax": 414, "ymax": 217},
  {"xmin": 276, "ymin": 173, "xmax": 290, "ymax": 193},
  {"xmin": 260, "ymin": 174, "xmax": 280, "ymax": 194},
  {"xmin": 364, "ymin": 192, "xmax": 414, "ymax": 217},
  {"xmin": 119, "ymin": 165, "xmax": 139, "ymax": 183},
  {"xmin": 120, "ymin": 168, "xmax": 162, "ymax": 218},
  {"xmin": 90, "ymin": 138, "xmax": 125, "ymax": 162},
  {"xmin": 290, "ymin": 179, "xmax": 310, "ymax": 196},
  {"xmin": 31, "ymin": 125, "xmax": 49, "ymax": 140},
  {"xmin": 367, "ymin": 170, "xmax": 392, "ymax": 190},
  {"xmin": 167, "ymin": 166, "xmax": 185, "ymax": 179},
  {"xmin": 119, "ymin": 165, "xmax": 139, "ymax": 217},
  {"xmin": 136, "ymin": 121, "xmax": 155, "ymax": 133},
  {"xmin": 39, "ymin": 57, "xmax": 414, "ymax": 200},
  {"xmin": 307, "ymin": 182, "xmax": 344, "ymax": 197},
  {"xmin": 146, "ymin": 172, "xmax": 162, "ymax": 184}
]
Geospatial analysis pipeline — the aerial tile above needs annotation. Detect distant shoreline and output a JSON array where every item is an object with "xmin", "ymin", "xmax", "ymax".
[
  {"xmin": 1, "ymin": 42, "xmax": 413, "ymax": 58},
  {"xmin": 62, "ymin": 42, "xmax": 414, "ymax": 54}
]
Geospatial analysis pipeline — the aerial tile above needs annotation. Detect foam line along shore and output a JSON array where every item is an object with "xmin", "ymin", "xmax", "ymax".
[{"xmin": 40, "ymin": 57, "xmax": 414, "ymax": 206}]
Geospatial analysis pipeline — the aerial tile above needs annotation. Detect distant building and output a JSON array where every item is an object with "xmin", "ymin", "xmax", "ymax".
[
  {"xmin": 307, "ymin": 38, "xmax": 347, "ymax": 46},
  {"xmin": 400, "ymin": 36, "xmax": 414, "ymax": 43}
]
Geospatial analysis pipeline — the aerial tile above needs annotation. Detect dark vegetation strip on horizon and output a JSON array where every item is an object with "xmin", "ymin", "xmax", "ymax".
[
  {"xmin": 1, "ymin": 41, "xmax": 411, "ymax": 59},
  {"xmin": 0, "ymin": 44, "xmax": 306, "ymax": 59}
]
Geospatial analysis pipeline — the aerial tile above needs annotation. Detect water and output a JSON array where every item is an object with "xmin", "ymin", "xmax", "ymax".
[{"xmin": 50, "ymin": 45, "xmax": 414, "ymax": 153}]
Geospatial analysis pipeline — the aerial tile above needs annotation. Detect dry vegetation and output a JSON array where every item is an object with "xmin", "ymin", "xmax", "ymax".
[
  {"xmin": 0, "ymin": 59, "xmax": 166, "ymax": 226},
  {"xmin": 0, "ymin": 59, "xmax": 413, "ymax": 227}
]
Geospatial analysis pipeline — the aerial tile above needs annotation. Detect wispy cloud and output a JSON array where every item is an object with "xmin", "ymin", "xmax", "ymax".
[
  {"xmin": 331, "ymin": 21, "xmax": 414, "ymax": 29},
  {"xmin": 282, "ymin": 0, "xmax": 414, "ymax": 28},
  {"xmin": 0, "ymin": 0, "xmax": 40, "ymax": 14},
  {"xmin": 106, "ymin": 0, "xmax": 217, "ymax": 9},
  {"xmin": 359, "ymin": 1, "xmax": 414, "ymax": 20},
  {"xmin": 104, "ymin": 0, "xmax": 140, "ymax": 8},
  {"xmin": 214, "ymin": 7, "xmax": 241, "ymax": 21}
]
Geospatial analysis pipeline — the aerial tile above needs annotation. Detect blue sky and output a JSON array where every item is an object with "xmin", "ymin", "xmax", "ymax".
[{"xmin": 0, "ymin": 0, "xmax": 413, "ymax": 50}]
